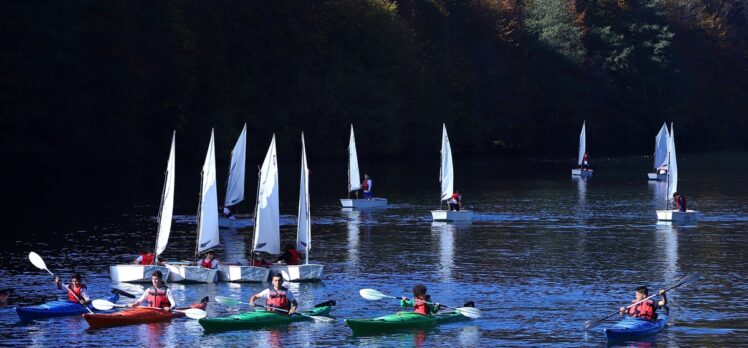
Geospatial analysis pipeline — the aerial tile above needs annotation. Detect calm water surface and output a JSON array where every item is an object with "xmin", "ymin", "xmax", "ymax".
[{"xmin": 1, "ymin": 153, "xmax": 747, "ymax": 347}]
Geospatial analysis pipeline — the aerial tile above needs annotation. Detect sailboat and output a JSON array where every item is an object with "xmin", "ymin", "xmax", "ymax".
[
  {"xmin": 431, "ymin": 124, "xmax": 472, "ymax": 222},
  {"xmin": 648, "ymin": 123, "xmax": 670, "ymax": 181},
  {"xmin": 166, "ymin": 129, "xmax": 221, "ymax": 283},
  {"xmin": 219, "ymin": 124, "xmax": 249, "ymax": 229},
  {"xmin": 110, "ymin": 132, "xmax": 174, "ymax": 282},
  {"xmin": 340, "ymin": 125, "xmax": 388, "ymax": 208},
  {"xmin": 571, "ymin": 121, "xmax": 593, "ymax": 177},
  {"xmin": 271, "ymin": 133, "xmax": 324, "ymax": 281},
  {"xmin": 656, "ymin": 123, "xmax": 701, "ymax": 223}
]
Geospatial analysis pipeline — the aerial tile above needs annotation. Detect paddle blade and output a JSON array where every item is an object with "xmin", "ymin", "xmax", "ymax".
[
  {"xmin": 28, "ymin": 252, "xmax": 48, "ymax": 272},
  {"xmin": 181, "ymin": 308, "xmax": 207, "ymax": 319},
  {"xmin": 112, "ymin": 288, "xmax": 136, "ymax": 299},
  {"xmin": 359, "ymin": 289, "xmax": 392, "ymax": 301},
  {"xmin": 92, "ymin": 299, "xmax": 116, "ymax": 311},
  {"xmin": 214, "ymin": 296, "xmax": 242, "ymax": 306},
  {"xmin": 456, "ymin": 306, "xmax": 482, "ymax": 319},
  {"xmin": 670, "ymin": 273, "xmax": 701, "ymax": 290},
  {"xmin": 308, "ymin": 315, "xmax": 335, "ymax": 323}
]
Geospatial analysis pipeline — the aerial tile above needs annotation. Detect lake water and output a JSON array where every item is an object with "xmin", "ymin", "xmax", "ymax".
[{"xmin": 1, "ymin": 153, "xmax": 747, "ymax": 347}]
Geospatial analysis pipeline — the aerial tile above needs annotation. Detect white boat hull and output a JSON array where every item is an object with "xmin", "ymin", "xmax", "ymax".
[
  {"xmin": 109, "ymin": 265, "xmax": 171, "ymax": 283},
  {"xmin": 166, "ymin": 264, "xmax": 219, "ymax": 283},
  {"xmin": 340, "ymin": 198, "xmax": 388, "ymax": 208},
  {"xmin": 269, "ymin": 264, "xmax": 324, "ymax": 282},
  {"xmin": 217, "ymin": 264, "xmax": 270, "ymax": 282},
  {"xmin": 571, "ymin": 169, "xmax": 593, "ymax": 177},
  {"xmin": 431, "ymin": 210, "xmax": 473, "ymax": 222},
  {"xmin": 647, "ymin": 173, "xmax": 667, "ymax": 181},
  {"xmin": 656, "ymin": 209, "xmax": 701, "ymax": 223}
]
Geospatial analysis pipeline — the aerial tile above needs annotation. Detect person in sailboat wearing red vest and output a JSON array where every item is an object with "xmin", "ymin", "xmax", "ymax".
[
  {"xmin": 249, "ymin": 272, "xmax": 298, "ymax": 314},
  {"xmin": 195, "ymin": 250, "xmax": 220, "ymax": 269},
  {"xmin": 619, "ymin": 286, "xmax": 667, "ymax": 321},
  {"xmin": 133, "ymin": 251, "xmax": 164, "ymax": 265},
  {"xmin": 129, "ymin": 270, "xmax": 176, "ymax": 311},
  {"xmin": 54, "ymin": 273, "xmax": 91, "ymax": 305}
]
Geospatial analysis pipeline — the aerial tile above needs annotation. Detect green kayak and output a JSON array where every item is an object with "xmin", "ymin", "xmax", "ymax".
[
  {"xmin": 345, "ymin": 311, "xmax": 469, "ymax": 334},
  {"xmin": 198, "ymin": 306, "xmax": 332, "ymax": 332}
]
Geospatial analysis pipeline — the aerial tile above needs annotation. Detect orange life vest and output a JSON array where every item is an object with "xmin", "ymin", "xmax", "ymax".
[
  {"xmin": 139, "ymin": 253, "xmax": 155, "ymax": 265},
  {"xmin": 266, "ymin": 288, "xmax": 290, "ymax": 312},
  {"xmin": 145, "ymin": 286, "xmax": 171, "ymax": 308},
  {"xmin": 413, "ymin": 298, "xmax": 430, "ymax": 315},
  {"xmin": 361, "ymin": 180, "xmax": 369, "ymax": 191},
  {"xmin": 67, "ymin": 284, "xmax": 86, "ymax": 303},
  {"xmin": 629, "ymin": 299, "xmax": 656, "ymax": 321},
  {"xmin": 200, "ymin": 258, "xmax": 215, "ymax": 269}
]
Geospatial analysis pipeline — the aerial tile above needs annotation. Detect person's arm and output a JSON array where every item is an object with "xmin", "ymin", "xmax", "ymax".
[
  {"xmin": 166, "ymin": 288, "xmax": 176, "ymax": 311},
  {"xmin": 133, "ymin": 255, "xmax": 142, "ymax": 265},
  {"xmin": 79, "ymin": 287, "xmax": 91, "ymax": 303},
  {"xmin": 400, "ymin": 297, "xmax": 413, "ymax": 308},
  {"xmin": 249, "ymin": 289, "xmax": 268, "ymax": 306},
  {"xmin": 54, "ymin": 276, "xmax": 64, "ymax": 291},
  {"xmin": 658, "ymin": 289, "xmax": 667, "ymax": 307},
  {"xmin": 131, "ymin": 291, "xmax": 147, "ymax": 307},
  {"xmin": 287, "ymin": 291, "xmax": 297, "ymax": 314}
]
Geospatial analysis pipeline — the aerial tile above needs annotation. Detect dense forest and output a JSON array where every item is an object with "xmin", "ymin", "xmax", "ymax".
[{"xmin": 2, "ymin": 0, "xmax": 747, "ymax": 172}]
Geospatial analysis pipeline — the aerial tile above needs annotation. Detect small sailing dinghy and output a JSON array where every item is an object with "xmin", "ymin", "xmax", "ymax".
[
  {"xmin": 571, "ymin": 121, "xmax": 593, "ymax": 177},
  {"xmin": 431, "ymin": 124, "xmax": 472, "ymax": 222},
  {"xmin": 167, "ymin": 129, "xmax": 220, "ymax": 283},
  {"xmin": 656, "ymin": 123, "xmax": 701, "ymax": 224},
  {"xmin": 110, "ymin": 132, "xmax": 174, "ymax": 282},
  {"xmin": 340, "ymin": 125, "xmax": 387, "ymax": 209},
  {"xmin": 271, "ymin": 133, "xmax": 324, "ymax": 281},
  {"xmin": 219, "ymin": 124, "xmax": 250, "ymax": 229},
  {"xmin": 648, "ymin": 123, "xmax": 670, "ymax": 181}
]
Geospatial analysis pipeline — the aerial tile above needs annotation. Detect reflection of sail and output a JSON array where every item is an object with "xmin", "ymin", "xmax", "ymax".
[
  {"xmin": 655, "ymin": 224, "xmax": 679, "ymax": 283},
  {"xmin": 649, "ymin": 180, "xmax": 667, "ymax": 209},
  {"xmin": 431, "ymin": 222, "xmax": 455, "ymax": 282},
  {"xmin": 343, "ymin": 209, "xmax": 361, "ymax": 270},
  {"xmin": 221, "ymin": 228, "xmax": 248, "ymax": 263}
]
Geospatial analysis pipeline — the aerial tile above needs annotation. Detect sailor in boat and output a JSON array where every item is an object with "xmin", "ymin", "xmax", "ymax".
[
  {"xmin": 221, "ymin": 205, "xmax": 236, "ymax": 220},
  {"xmin": 401, "ymin": 284, "xmax": 440, "ymax": 315},
  {"xmin": 581, "ymin": 152, "xmax": 590, "ymax": 171},
  {"xmin": 195, "ymin": 250, "xmax": 220, "ymax": 269},
  {"xmin": 277, "ymin": 244, "xmax": 302, "ymax": 265},
  {"xmin": 619, "ymin": 286, "xmax": 668, "ymax": 321},
  {"xmin": 252, "ymin": 252, "xmax": 273, "ymax": 267},
  {"xmin": 129, "ymin": 270, "xmax": 176, "ymax": 311},
  {"xmin": 249, "ymin": 272, "xmax": 298, "ymax": 314},
  {"xmin": 55, "ymin": 273, "xmax": 92, "ymax": 305},
  {"xmin": 673, "ymin": 192, "xmax": 687, "ymax": 212},
  {"xmin": 448, "ymin": 191, "xmax": 463, "ymax": 211},
  {"xmin": 133, "ymin": 251, "xmax": 164, "ymax": 265},
  {"xmin": 361, "ymin": 173, "xmax": 373, "ymax": 199}
]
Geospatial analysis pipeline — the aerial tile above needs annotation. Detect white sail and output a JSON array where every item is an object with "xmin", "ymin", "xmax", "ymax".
[
  {"xmin": 439, "ymin": 124, "xmax": 454, "ymax": 201},
  {"xmin": 654, "ymin": 122, "xmax": 670, "ymax": 170},
  {"xmin": 155, "ymin": 132, "xmax": 176, "ymax": 257},
  {"xmin": 297, "ymin": 133, "xmax": 311, "ymax": 264},
  {"xmin": 577, "ymin": 121, "xmax": 586, "ymax": 165},
  {"xmin": 225, "ymin": 123, "xmax": 247, "ymax": 207},
  {"xmin": 348, "ymin": 125, "xmax": 361, "ymax": 192},
  {"xmin": 667, "ymin": 123, "xmax": 678, "ymax": 203},
  {"xmin": 197, "ymin": 129, "xmax": 220, "ymax": 254},
  {"xmin": 253, "ymin": 135, "xmax": 280, "ymax": 255}
]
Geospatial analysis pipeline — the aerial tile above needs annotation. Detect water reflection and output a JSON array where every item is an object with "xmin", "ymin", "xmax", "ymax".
[
  {"xmin": 221, "ymin": 228, "xmax": 249, "ymax": 263},
  {"xmin": 655, "ymin": 224, "xmax": 680, "ymax": 284},
  {"xmin": 342, "ymin": 209, "xmax": 360, "ymax": 272},
  {"xmin": 431, "ymin": 222, "xmax": 455, "ymax": 282},
  {"xmin": 649, "ymin": 180, "xmax": 667, "ymax": 210},
  {"xmin": 573, "ymin": 177, "xmax": 588, "ymax": 223}
]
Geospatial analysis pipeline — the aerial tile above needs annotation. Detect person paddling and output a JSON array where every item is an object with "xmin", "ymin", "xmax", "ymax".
[
  {"xmin": 249, "ymin": 273, "xmax": 298, "ymax": 315},
  {"xmin": 619, "ymin": 286, "xmax": 667, "ymax": 321},
  {"xmin": 129, "ymin": 270, "xmax": 176, "ymax": 311},
  {"xmin": 401, "ymin": 284, "xmax": 440, "ymax": 315},
  {"xmin": 55, "ymin": 273, "xmax": 91, "ymax": 305}
]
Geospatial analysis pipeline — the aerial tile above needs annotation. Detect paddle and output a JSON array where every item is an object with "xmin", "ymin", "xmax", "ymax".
[
  {"xmin": 91, "ymin": 299, "xmax": 207, "ymax": 319},
  {"xmin": 358, "ymin": 288, "xmax": 482, "ymax": 319},
  {"xmin": 583, "ymin": 273, "xmax": 702, "ymax": 330},
  {"xmin": 28, "ymin": 251, "xmax": 94, "ymax": 314},
  {"xmin": 213, "ymin": 295, "xmax": 335, "ymax": 323}
]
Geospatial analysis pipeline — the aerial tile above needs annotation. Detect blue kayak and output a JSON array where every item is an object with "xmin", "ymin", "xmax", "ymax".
[
  {"xmin": 16, "ymin": 293, "xmax": 119, "ymax": 321},
  {"xmin": 604, "ymin": 314, "xmax": 668, "ymax": 341}
]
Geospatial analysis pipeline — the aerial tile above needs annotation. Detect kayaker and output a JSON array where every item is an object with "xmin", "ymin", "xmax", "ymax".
[
  {"xmin": 129, "ymin": 270, "xmax": 176, "ymax": 311},
  {"xmin": 401, "ymin": 284, "xmax": 440, "ymax": 315},
  {"xmin": 278, "ymin": 244, "xmax": 301, "ymax": 265},
  {"xmin": 619, "ymin": 286, "xmax": 667, "ymax": 321},
  {"xmin": 133, "ymin": 251, "xmax": 163, "ymax": 265},
  {"xmin": 249, "ymin": 273, "xmax": 298, "ymax": 314},
  {"xmin": 196, "ymin": 250, "xmax": 220, "ymax": 269},
  {"xmin": 55, "ymin": 273, "xmax": 91, "ymax": 305}
]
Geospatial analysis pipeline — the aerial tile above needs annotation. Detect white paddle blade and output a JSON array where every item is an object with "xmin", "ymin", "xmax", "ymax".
[
  {"xmin": 308, "ymin": 315, "xmax": 335, "ymax": 323},
  {"xmin": 456, "ymin": 307, "xmax": 481, "ymax": 319},
  {"xmin": 92, "ymin": 299, "xmax": 116, "ymax": 311},
  {"xmin": 181, "ymin": 308, "xmax": 207, "ymax": 319},
  {"xmin": 214, "ymin": 296, "xmax": 241, "ymax": 306},
  {"xmin": 28, "ymin": 252, "xmax": 48, "ymax": 271},
  {"xmin": 359, "ymin": 288, "xmax": 389, "ymax": 301}
]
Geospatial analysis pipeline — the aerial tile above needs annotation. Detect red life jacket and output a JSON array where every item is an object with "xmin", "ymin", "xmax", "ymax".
[
  {"xmin": 629, "ymin": 299, "xmax": 656, "ymax": 321},
  {"xmin": 200, "ymin": 258, "xmax": 215, "ymax": 269},
  {"xmin": 145, "ymin": 286, "xmax": 171, "ymax": 308},
  {"xmin": 413, "ymin": 298, "xmax": 430, "ymax": 315},
  {"xmin": 67, "ymin": 284, "xmax": 86, "ymax": 303},
  {"xmin": 361, "ymin": 180, "xmax": 369, "ymax": 191},
  {"xmin": 139, "ymin": 253, "xmax": 155, "ymax": 265},
  {"xmin": 288, "ymin": 249, "xmax": 301, "ymax": 265},
  {"xmin": 450, "ymin": 193, "xmax": 459, "ymax": 201},
  {"xmin": 266, "ymin": 288, "xmax": 290, "ymax": 312}
]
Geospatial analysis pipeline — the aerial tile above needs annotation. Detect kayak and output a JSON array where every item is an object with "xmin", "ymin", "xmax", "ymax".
[
  {"xmin": 83, "ymin": 300, "xmax": 208, "ymax": 329},
  {"xmin": 15, "ymin": 293, "xmax": 119, "ymax": 322},
  {"xmin": 198, "ymin": 306, "xmax": 332, "ymax": 332},
  {"xmin": 345, "ymin": 311, "xmax": 469, "ymax": 334},
  {"xmin": 604, "ymin": 314, "xmax": 668, "ymax": 341}
]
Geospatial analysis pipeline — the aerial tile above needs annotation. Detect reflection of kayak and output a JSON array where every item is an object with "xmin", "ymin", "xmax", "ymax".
[
  {"xmin": 83, "ymin": 301, "xmax": 208, "ymax": 329},
  {"xmin": 198, "ymin": 306, "xmax": 332, "ymax": 332},
  {"xmin": 345, "ymin": 311, "xmax": 469, "ymax": 334},
  {"xmin": 604, "ymin": 314, "xmax": 668, "ymax": 341},
  {"xmin": 16, "ymin": 293, "xmax": 119, "ymax": 321}
]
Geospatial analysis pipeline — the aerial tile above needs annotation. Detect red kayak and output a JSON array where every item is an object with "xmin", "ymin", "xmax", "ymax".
[{"xmin": 83, "ymin": 298, "xmax": 208, "ymax": 329}]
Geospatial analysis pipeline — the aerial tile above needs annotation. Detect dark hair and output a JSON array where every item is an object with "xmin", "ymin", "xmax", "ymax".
[
  {"xmin": 413, "ymin": 284, "xmax": 427, "ymax": 297},
  {"xmin": 152, "ymin": 270, "xmax": 164, "ymax": 279},
  {"xmin": 72, "ymin": 273, "xmax": 82, "ymax": 282},
  {"xmin": 271, "ymin": 272, "xmax": 284, "ymax": 281},
  {"xmin": 635, "ymin": 286, "xmax": 649, "ymax": 296},
  {"xmin": 205, "ymin": 250, "xmax": 215, "ymax": 255}
]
